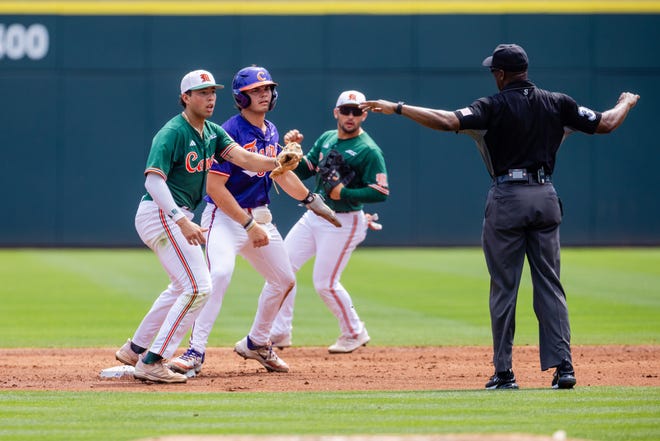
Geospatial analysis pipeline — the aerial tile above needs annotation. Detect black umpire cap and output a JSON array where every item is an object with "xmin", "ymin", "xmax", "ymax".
[{"xmin": 482, "ymin": 44, "xmax": 529, "ymax": 72}]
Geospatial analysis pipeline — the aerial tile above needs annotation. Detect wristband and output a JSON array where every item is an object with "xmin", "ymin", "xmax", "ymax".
[
  {"xmin": 244, "ymin": 218, "xmax": 257, "ymax": 232},
  {"xmin": 169, "ymin": 208, "xmax": 186, "ymax": 222},
  {"xmin": 300, "ymin": 191, "xmax": 315, "ymax": 205},
  {"xmin": 245, "ymin": 220, "xmax": 257, "ymax": 232},
  {"xmin": 242, "ymin": 217, "xmax": 254, "ymax": 229},
  {"xmin": 395, "ymin": 101, "xmax": 405, "ymax": 115}
]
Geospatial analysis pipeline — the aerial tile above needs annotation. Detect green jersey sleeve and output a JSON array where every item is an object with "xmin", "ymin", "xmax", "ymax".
[{"xmin": 145, "ymin": 127, "xmax": 181, "ymax": 179}]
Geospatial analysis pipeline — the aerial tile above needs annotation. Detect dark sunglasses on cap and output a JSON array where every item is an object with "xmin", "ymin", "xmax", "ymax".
[{"xmin": 338, "ymin": 106, "xmax": 364, "ymax": 116}]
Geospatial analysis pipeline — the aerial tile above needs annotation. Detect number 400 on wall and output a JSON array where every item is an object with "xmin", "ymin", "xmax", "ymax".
[{"xmin": 0, "ymin": 23, "xmax": 49, "ymax": 60}]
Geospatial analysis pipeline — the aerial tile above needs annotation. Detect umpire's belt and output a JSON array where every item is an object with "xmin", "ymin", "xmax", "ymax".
[{"xmin": 495, "ymin": 168, "xmax": 551, "ymax": 185}]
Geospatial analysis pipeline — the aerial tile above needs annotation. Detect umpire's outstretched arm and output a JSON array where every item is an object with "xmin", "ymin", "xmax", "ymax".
[
  {"xmin": 362, "ymin": 91, "xmax": 640, "ymax": 135},
  {"xmin": 361, "ymin": 100, "xmax": 459, "ymax": 131},
  {"xmin": 596, "ymin": 92, "xmax": 640, "ymax": 133}
]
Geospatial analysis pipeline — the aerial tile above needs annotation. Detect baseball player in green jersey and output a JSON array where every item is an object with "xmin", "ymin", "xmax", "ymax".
[
  {"xmin": 114, "ymin": 69, "xmax": 297, "ymax": 383},
  {"xmin": 267, "ymin": 90, "xmax": 390, "ymax": 353}
]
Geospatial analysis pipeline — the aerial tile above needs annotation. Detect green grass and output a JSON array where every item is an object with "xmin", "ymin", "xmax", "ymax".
[
  {"xmin": 1, "ymin": 388, "xmax": 658, "ymax": 441},
  {"xmin": 0, "ymin": 247, "xmax": 658, "ymax": 441},
  {"xmin": 0, "ymin": 248, "xmax": 658, "ymax": 347}
]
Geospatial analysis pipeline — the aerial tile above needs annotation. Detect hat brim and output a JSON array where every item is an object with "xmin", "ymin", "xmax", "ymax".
[
  {"xmin": 482, "ymin": 56, "xmax": 493, "ymax": 67},
  {"xmin": 189, "ymin": 83, "xmax": 225, "ymax": 91},
  {"xmin": 239, "ymin": 81, "xmax": 278, "ymax": 92}
]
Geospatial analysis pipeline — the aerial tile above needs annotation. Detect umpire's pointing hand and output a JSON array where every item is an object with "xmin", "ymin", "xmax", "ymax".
[{"xmin": 360, "ymin": 100, "xmax": 397, "ymax": 115}]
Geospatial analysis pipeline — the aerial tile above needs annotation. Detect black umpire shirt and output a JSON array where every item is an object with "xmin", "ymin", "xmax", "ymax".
[{"xmin": 455, "ymin": 79, "xmax": 602, "ymax": 177}]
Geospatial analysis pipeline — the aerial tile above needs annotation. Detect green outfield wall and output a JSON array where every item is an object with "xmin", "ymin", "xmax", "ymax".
[{"xmin": 1, "ymin": 3, "xmax": 658, "ymax": 246}]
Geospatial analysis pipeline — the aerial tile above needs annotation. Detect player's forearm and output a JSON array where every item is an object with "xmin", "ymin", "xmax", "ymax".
[
  {"xmin": 208, "ymin": 187, "xmax": 252, "ymax": 226},
  {"xmin": 207, "ymin": 174, "xmax": 252, "ymax": 226},
  {"xmin": 339, "ymin": 186, "xmax": 388, "ymax": 203},
  {"xmin": 272, "ymin": 171, "xmax": 309, "ymax": 201},
  {"xmin": 144, "ymin": 173, "xmax": 185, "ymax": 221},
  {"xmin": 226, "ymin": 148, "xmax": 278, "ymax": 173}
]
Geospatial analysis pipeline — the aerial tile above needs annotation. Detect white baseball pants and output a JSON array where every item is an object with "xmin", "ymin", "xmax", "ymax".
[
  {"xmin": 130, "ymin": 200, "xmax": 211, "ymax": 359},
  {"xmin": 187, "ymin": 203, "xmax": 295, "ymax": 351},
  {"xmin": 269, "ymin": 210, "xmax": 368, "ymax": 340}
]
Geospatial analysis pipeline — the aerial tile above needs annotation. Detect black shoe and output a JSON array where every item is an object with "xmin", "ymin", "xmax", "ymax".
[
  {"xmin": 485, "ymin": 369, "xmax": 519, "ymax": 390},
  {"xmin": 552, "ymin": 359, "xmax": 576, "ymax": 389}
]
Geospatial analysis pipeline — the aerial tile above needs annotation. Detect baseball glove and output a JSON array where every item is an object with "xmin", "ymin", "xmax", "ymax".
[
  {"xmin": 301, "ymin": 192, "xmax": 341, "ymax": 227},
  {"xmin": 317, "ymin": 149, "xmax": 355, "ymax": 193},
  {"xmin": 270, "ymin": 142, "xmax": 303, "ymax": 178}
]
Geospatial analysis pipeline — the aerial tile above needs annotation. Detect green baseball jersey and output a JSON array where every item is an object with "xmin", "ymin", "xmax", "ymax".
[
  {"xmin": 296, "ymin": 130, "xmax": 389, "ymax": 212},
  {"xmin": 142, "ymin": 114, "xmax": 238, "ymax": 210}
]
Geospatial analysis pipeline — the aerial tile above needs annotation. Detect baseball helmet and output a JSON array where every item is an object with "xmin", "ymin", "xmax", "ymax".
[{"xmin": 232, "ymin": 66, "xmax": 278, "ymax": 110}]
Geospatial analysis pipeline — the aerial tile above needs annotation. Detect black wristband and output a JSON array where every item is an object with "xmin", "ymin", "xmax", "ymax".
[
  {"xmin": 242, "ymin": 217, "xmax": 254, "ymax": 229},
  {"xmin": 395, "ymin": 101, "xmax": 405, "ymax": 115},
  {"xmin": 300, "ymin": 191, "xmax": 315, "ymax": 204}
]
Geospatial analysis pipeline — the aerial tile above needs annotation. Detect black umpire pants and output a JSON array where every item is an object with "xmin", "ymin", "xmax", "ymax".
[{"xmin": 482, "ymin": 181, "xmax": 572, "ymax": 372}]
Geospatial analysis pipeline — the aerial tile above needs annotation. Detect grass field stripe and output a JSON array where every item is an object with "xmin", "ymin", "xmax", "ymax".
[
  {"xmin": 329, "ymin": 213, "xmax": 360, "ymax": 337},
  {"xmin": 2, "ymin": 1, "xmax": 660, "ymax": 15}
]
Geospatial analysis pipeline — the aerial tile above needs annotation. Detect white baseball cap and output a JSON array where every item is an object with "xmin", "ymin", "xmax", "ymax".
[
  {"xmin": 180, "ymin": 69, "xmax": 224, "ymax": 94},
  {"xmin": 336, "ymin": 90, "xmax": 366, "ymax": 107}
]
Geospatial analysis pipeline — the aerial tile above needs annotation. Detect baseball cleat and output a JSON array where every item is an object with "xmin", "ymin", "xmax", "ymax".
[
  {"xmin": 328, "ymin": 323, "xmax": 370, "ymax": 354},
  {"xmin": 115, "ymin": 338, "xmax": 140, "ymax": 367},
  {"xmin": 134, "ymin": 359, "xmax": 187, "ymax": 383},
  {"xmin": 234, "ymin": 336, "xmax": 289, "ymax": 373},
  {"xmin": 168, "ymin": 348, "xmax": 205, "ymax": 376},
  {"xmin": 485, "ymin": 369, "xmax": 519, "ymax": 390},
  {"xmin": 552, "ymin": 359, "xmax": 576, "ymax": 389}
]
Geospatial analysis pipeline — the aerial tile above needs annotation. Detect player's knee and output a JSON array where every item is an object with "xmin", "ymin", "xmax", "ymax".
[
  {"xmin": 193, "ymin": 290, "xmax": 209, "ymax": 303},
  {"xmin": 267, "ymin": 276, "xmax": 295, "ymax": 294},
  {"xmin": 312, "ymin": 278, "xmax": 334, "ymax": 296},
  {"xmin": 179, "ymin": 289, "xmax": 210, "ymax": 312},
  {"xmin": 209, "ymin": 267, "xmax": 232, "ymax": 287},
  {"xmin": 196, "ymin": 276, "xmax": 212, "ymax": 294},
  {"xmin": 282, "ymin": 280, "xmax": 295, "ymax": 298}
]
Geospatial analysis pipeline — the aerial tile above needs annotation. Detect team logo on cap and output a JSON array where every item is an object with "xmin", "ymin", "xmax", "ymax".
[
  {"xmin": 200, "ymin": 73, "xmax": 211, "ymax": 82},
  {"xmin": 348, "ymin": 93, "xmax": 357, "ymax": 101},
  {"xmin": 257, "ymin": 71, "xmax": 267, "ymax": 81}
]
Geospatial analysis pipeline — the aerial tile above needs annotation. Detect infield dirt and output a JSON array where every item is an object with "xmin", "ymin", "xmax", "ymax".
[{"xmin": 1, "ymin": 344, "xmax": 657, "ymax": 392}]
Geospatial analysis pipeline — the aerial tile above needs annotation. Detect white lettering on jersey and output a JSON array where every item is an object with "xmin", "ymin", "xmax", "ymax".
[
  {"xmin": 189, "ymin": 140, "xmax": 196, "ymax": 146},
  {"xmin": 346, "ymin": 149, "xmax": 357, "ymax": 156},
  {"xmin": 578, "ymin": 106, "xmax": 597, "ymax": 121}
]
